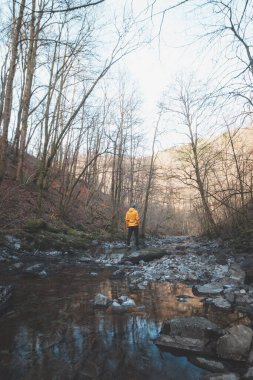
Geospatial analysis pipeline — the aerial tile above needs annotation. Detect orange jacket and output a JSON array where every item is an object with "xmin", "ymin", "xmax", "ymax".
[{"xmin": 125, "ymin": 208, "xmax": 140, "ymax": 227}]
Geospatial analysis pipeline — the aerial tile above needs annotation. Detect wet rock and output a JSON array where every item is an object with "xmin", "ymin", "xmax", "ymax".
[
  {"xmin": 208, "ymin": 255, "xmax": 217, "ymax": 264},
  {"xmin": 242, "ymin": 367, "xmax": 253, "ymax": 380},
  {"xmin": 217, "ymin": 325, "xmax": 253, "ymax": 361},
  {"xmin": 0, "ymin": 255, "xmax": 7, "ymax": 262},
  {"xmin": 79, "ymin": 256, "xmax": 92, "ymax": 262},
  {"xmin": 228, "ymin": 263, "xmax": 245, "ymax": 284},
  {"xmin": 118, "ymin": 295, "xmax": 128, "ymax": 303},
  {"xmin": 0, "ymin": 285, "xmax": 13, "ymax": 311},
  {"xmin": 215, "ymin": 253, "xmax": 231, "ymax": 265},
  {"xmin": 190, "ymin": 357, "xmax": 225, "ymax": 372},
  {"xmin": 186, "ymin": 272, "xmax": 198, "ymax": 281},
  {"xmin": 136, "ymin": 283, "xmax": 147, "ymax": 290},
  {"xmin": 212, "ymin": 265, "xmax": 230, "ymax": 280},
  {"xmin": 5, "ymin": 235, "xmax": 21, "ymax": 250},
  {"xmin": 89, "ymin": 272, "xmax": 98, "ymax": 277},
  {"xmin": 110, "ymin": 268, "xmax": 126, "ymax": 279},
  {"xmin": 156, "ymin": 317, "xmax": 223, "ymax": 356},
  {"xmin": 121, "ymin": 298, "xmax": 136, "ymax": 308},
  {"xmin": 202, "ymin": 298, "xmax": 215, "ymax": 305},
  {"xmin": 107, "ymin": 296, "xmax": 137, "ymax": 313},
  {"xmin": 93, "ymin": 293, "xmax": 110, "ymax": 307},
  {"xmin": 156, "ymin": 333, "xmax": 205, "ymax": 353},
  {"xmin": 192, "ymin": 284, "xmax": 224, "ymax": 296},
  {"xmin": 25, "ymin": 263, "xmax": 45, "ymax": 273},
  {"xmin": 44, "ymin": 250, "xmax": 62, "ymax": 257},
  {"xmin": 161, "ymin": 316, "xmax": 222, "ymax": 340},
  {"xmin": 212, "ymin": 298, "xmax": 231, "ymax": 311},
  {"xmin": 223, "ymin": 289, "xmax": 235, "ymax": 303},
  {"xmin": 234, "ymin": 292, "xmax": 253, "ymax": 307},
  {"xmin": 201, "ymin": 373, "xmax": 238, "ymax": 380},
  {"xmin": 38, "ymin": 270, "xmax": 48, "ymax": 278},
  {"xmin": 234, "ymin": 289, "xmax": 253, "ymax": 315},
  {"xmin": 12, "ymin": 262, "xmax": 24, "ymax": 270},
  {"xmin": 122, "ymin": 247, "xmax": 167, "ymax": 264}
]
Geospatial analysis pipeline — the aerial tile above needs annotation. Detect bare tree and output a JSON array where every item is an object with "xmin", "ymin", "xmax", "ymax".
[
  {"xmin": 141, "ymin": 112, "xmax": 160, "ymax": 236},
  {"xmin": 162, "ymin": 78, "xmax": 218, "ymax": 233},
  {"xmin": 0, "ymin": 0, "xmax": 26, "ymax": 182},
  {"xmin": 16, "ymin": 0, "xmax": 44, "ymax": 182}
]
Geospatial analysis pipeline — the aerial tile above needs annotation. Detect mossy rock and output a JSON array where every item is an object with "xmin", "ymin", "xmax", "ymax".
[
  {"xmin": 20, "ymin": 239, "xmax": 35, "ymax": 252},
  {"xmin": 240, "ymin": 229, "xmax": 253, "ymax": 237},
  {"xmin": 22, "ymin": 230, "xmax": 90, "ymax": 251},
  {"xmin": 66, "ymin": 228, "xmax": 85, "ymax": 237},
  {"xmin": 24, "ymin": 219, "xmax": 48, "ymax": 233},
  {"xmin": 122, "ymin": 247, "xmax": 168, "ymax": 264}
]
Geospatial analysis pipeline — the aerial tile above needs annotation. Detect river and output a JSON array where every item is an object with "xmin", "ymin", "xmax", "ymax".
[{"xmin": 0, "ymin": 254, "xmax": 248, "ymax": 380}]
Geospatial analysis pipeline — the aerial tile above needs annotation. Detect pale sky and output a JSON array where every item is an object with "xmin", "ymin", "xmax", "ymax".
[
  {"xmin": 103, "ymin": 0, "xmax": 225, "ymax": 149},
  {"xmin": 97, "ymin": 0, "xmax": 247, "ymax": 151}
]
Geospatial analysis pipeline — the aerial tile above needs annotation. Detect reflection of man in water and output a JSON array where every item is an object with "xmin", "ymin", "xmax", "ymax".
[{"xmin": 125, "ymin": 204, "xmax": 140, "ymax": 250}]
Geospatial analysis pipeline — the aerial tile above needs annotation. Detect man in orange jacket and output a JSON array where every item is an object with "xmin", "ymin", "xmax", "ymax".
[{"xmin": 125, "ymin": 203, "xmax": 140, "ymax": 250}]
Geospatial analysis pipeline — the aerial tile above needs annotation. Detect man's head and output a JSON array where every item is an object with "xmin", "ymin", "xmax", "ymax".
[{"xmin": 131, "ymin": 203, "xmax": 136, "ymax": 208}]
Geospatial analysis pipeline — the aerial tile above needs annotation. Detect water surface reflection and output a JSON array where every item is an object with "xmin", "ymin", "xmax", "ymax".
[{"xmin": 0, "ymin": 266, "xmax": 248, "ymax": 379}]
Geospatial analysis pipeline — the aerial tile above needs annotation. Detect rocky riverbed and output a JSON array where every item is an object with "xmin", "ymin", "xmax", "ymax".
[{"xmin": 1, "ymin": 234, "xmax": 253, "ymax": 379}]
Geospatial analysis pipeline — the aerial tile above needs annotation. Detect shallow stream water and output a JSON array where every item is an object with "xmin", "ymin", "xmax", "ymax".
[{"xmin": 0, "ymin": 258, "xmax": 249, "ymax": 380}]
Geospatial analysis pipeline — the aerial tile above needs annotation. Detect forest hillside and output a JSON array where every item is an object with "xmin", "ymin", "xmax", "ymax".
[
  {"xmin": 1, "ymin": 126, "xmax": 253, "ymax": 244},
  {"xmin": 1, "ymin": 0, "xmax": 253, "ymax": 245}
]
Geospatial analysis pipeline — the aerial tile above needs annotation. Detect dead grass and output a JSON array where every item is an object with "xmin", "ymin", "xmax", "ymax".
[{"xmin": 0, "ymin": 152, "xmax": 113, "ymax": 234}]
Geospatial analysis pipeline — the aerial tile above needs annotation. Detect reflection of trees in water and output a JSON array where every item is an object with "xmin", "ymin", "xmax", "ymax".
[
  {"xmin": 202, "ymin": 305, "xmax": 251, "ymax": 328},
  {"xmin": 1, "ymin": 268, "xmax": 246, "ymax": 379},
  {"xmin": 6, "ymin": 311, "xmax": 202, "ymax": 379},
  {"xmin": 133, "ymin": 282, "xmax": 203, "ymax": 321}
]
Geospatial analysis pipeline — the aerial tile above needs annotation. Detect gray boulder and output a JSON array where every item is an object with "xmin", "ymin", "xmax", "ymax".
[
  {"xmin": 156, "ymin": 317, "xmax": 223, "ymax": 355},
  {"xmin": 12, "ymin": 262, "xmax": 24, "ymax": 270},
  {"xmin": 242, "ymin": 367, "xmax": 253, "ymax": 380},
  {"xmin": 192, "ymin": 284, "xmax": 224, "ymax": 296},
  {"xmin": 160, "ymin": 316, "xmax": 222, "ymax": 340},
  {"xmin": 192, "ymin": 283, "xmax": 223, "ymax": 297},
  {"xmin": 25, "ymin": 263, "xmax": 45, "ymax": 273},
  {"xmin": 217, "ymin": 325, "xmax": 253, "ymax": 361},
  {"xmin": 223, "ymin": 289, "xmax": 235, "ymax": 303},
  {"xmin": 121, "ymin": 299, "xmax": 136, "ymax": 308},
  {"xmin": 156, "ymin": 334, "xmax": 205, "ymax": 353},
  {"xmin": 212, "ymin": 298, "xmax": 231, "ymax": 310},
  {"xmin": 190, "ymin": 357, "xmax": 225, "ymax": 372},
  {"xmin": 122, "ymin": 247, "xmax": 167, "ymax": 264},
  {"xmin": 109, "ymin": 297, "xmax": 136, "ymax": 313},
  {"xmin": 93, "ymin": 293, "xmax": 110, "ymax": 307}
]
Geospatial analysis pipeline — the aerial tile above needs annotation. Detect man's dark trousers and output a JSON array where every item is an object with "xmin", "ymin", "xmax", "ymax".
[{"xmin": 127, "ymin": 226, "xmax": 139, "ymax": 248}]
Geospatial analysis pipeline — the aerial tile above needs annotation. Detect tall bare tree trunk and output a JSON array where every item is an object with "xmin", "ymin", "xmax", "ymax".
[
  {"xmin": 141, "ymin": 114, "xmax": 160, "ymax": 236},
  {"xmin": 16, "ymin": 0, "xmax": 42, "ymax": 182},
  {"xmin": 0, "ymin": 0, "xmax": 25, "ymax": 182}
]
